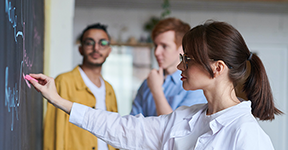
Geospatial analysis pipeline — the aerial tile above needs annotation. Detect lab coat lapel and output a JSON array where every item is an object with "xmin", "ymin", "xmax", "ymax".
[{"xmin": 170, "ymin": 104, "xmax": 207, "ymax": 138}]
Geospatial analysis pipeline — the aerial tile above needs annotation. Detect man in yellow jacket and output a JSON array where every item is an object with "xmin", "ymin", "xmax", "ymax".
[{"xmin": 44, "ymin": 23, "xmax": 118, "ymax": 150}]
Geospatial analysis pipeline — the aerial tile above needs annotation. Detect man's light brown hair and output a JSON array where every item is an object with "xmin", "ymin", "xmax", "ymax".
[{"xmin": 152, "ymin": 17, "xmax": 190, "ymax": 48}]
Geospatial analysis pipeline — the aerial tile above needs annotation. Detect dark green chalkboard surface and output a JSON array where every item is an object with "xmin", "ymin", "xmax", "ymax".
[{"xmin": 0, "ymin": 0, "xmax": 44, "ymax": 149}]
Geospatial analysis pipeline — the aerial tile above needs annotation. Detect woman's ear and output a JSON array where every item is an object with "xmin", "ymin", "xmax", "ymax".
[{"xmin": 212, "ymin": 60, "xmax": 226, "ymax": 78}]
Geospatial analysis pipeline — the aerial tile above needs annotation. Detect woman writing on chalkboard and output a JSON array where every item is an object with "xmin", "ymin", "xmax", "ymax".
[{"xmin": 29, "ymin": 21, "xmax": 282, "ymax": 150}]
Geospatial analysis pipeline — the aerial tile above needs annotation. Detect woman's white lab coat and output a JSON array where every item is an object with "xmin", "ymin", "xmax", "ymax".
[{"xmin": 69, "ymin": 101, "xmax": 274, "ymax": 150}]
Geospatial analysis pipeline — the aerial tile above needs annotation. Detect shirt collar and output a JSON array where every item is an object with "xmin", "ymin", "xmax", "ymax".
[
  {"xmin": 167, "ymin": 70, "xmax": 182, "ymax": 85},
  {"xmin": 71, "ymin": 66, "xmax": 87, "ymax": 91},
  {"xmin": 185, "ymin": 101, "xmax": 252, "ymax": 135},
  {"xmin": 213, "ymin": 101, "xmax": 252, "ymax": 126},
  {"xmin": 204, "ymin": 101, "xmax": 252, "ymax": 135}
]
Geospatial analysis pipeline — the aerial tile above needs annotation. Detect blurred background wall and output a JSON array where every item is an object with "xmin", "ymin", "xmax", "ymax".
[{"xmin": 44, "ymin": 0, "xmax": 288, "ymax": 149}]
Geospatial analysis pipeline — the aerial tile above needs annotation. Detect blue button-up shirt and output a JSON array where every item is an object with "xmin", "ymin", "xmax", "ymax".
[{"xmin": 130, "ymin": 70, "xmax": 207, "ymax": 116}]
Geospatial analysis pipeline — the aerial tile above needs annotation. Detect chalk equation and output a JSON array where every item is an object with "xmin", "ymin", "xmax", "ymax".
[
  {"xmin": 5, "ymin": 63, "xmax": 23, "ymax": 131},
  {"xmin": 4, "ymin": 0, "xmax": 37, "ymax": 131}
]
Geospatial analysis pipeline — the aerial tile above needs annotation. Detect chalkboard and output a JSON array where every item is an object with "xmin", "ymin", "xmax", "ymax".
[{"xmin": 0, "ymin": 0, "xmax": 44, "ymax": 149}]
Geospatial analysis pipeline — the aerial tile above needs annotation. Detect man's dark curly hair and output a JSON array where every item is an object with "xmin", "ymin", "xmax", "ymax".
[{"xmin": 79, "ymin": 23, "xmax": 110, "ymax": 43}]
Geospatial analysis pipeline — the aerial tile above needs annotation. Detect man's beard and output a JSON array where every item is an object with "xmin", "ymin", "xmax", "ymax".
[
  {"xmin": 85, "ymin": 52, "xmax": 106, "ymax": 67},
  {"xmin": 87, "ymin": 61, "xmax": 104, "ymax": 67}
]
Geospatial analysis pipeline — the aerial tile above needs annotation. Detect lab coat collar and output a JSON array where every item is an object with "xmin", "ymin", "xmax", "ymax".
[
  {"xmin": 212, "ymin": 101, "xmax": 252, "ymax": 130},
  {"xmin": 170, "ymin": 101, "xmax": 252, "ymax": 138},
  {"xmin": 201, "ymin": 101, "xmax": 252, "ymax": 135}
]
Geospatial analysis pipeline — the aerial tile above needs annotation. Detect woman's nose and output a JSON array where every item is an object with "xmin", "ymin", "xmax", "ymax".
[{"xmin": 177, "ymin": 61, "xmax": 184, "ymax": 71}]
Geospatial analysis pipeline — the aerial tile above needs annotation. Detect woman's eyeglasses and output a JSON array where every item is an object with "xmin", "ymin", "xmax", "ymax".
[
  {"xmin": 179, "ymin": 53, "xmax": 192, "ymax": 69},
  {"xmin": 179, "ymin": 53, "xmax": 233, "ymax": 69}
]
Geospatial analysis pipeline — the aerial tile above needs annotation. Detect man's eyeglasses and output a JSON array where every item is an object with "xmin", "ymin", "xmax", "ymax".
[
  {"xmin": 82, "ymin": 38, "xmax": 110, "ymax": 50},
  {"xmin": 179, "ymin": 53, "xmax": 192, "ymax": 69}
]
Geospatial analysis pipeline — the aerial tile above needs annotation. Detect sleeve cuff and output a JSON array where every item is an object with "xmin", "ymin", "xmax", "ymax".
[{"xmin": 69, "ymin": 103, "xmax": 89, "ymax": 127}]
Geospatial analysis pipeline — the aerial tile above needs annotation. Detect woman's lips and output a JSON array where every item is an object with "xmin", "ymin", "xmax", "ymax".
[{"xmin": 180, "ymin": 74, "xmax": 187, "ymax": 80}]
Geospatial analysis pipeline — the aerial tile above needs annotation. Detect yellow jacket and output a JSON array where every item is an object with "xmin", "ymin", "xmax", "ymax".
[{"xmin": 44, "ymin": 66, "xmax": 118, "ymax": 150}]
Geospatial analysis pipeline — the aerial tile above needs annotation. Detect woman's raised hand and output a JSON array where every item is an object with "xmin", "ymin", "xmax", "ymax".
[
  {"xmin": 28, "ymin": 74, "xmax": 61, "ymax": 104},
  {"xmin": 28, "ymin": 73, "xmax": 72, "ymax": 114}
]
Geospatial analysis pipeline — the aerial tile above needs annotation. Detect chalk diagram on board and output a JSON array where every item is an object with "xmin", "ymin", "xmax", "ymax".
[{"xmin": 4, "ymin": 0, "xmax": 40, "ymax": 131}]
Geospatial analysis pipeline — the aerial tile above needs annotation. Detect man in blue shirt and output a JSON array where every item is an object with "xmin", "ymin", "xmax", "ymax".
[{"xmin": 130, "ymin": 18, "xmax": 207, "ymax": 116}]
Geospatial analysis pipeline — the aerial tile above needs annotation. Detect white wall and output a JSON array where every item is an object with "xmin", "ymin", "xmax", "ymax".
[
  {"xmin": 72, "ymin": 8, "xmax": 162, "ymax": 67},
  {"xmin": 46, "ymin": 4, "xmax": 288, "ymax": 149},
  {"xmin": 43, "ymin": 0, "xmax": 75, "ymax": 117},
  {"xmin": 249, "ymin": 44, "xmax": 287, "ymax": 150},
  {"xmin": 45, "ymin": 0, "xmax": 75, "ymax": 78}
]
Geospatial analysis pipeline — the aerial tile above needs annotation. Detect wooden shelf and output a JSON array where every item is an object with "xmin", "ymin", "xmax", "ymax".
[{"xmin": 111, "ymin": 42, "xmax": 153, "ymax": 48}]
